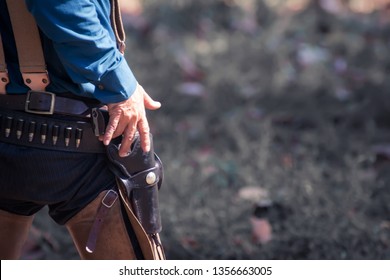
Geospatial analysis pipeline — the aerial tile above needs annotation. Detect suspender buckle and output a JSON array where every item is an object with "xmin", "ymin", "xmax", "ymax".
[{"xmin": 25, "ymin": 90, "xmax": 55, "ymax": 115}]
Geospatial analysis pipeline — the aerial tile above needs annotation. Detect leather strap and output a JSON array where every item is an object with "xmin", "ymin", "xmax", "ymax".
[
  {"xmin": 86, "ymin": 190, "xmax": 119, "ymax": 253},
  {"xmin": 110, "ymin": 0, "xmax": 126, "ymax": 54},
  {"xmin": 5, "ymin": 0, "xmax": 49, "ymax": 91},
  {"xmin": 0, "ymin": 91, "xmax": 91, "ymax": 116},
  {"xmin": 0, "ymin": 37, "xmax": 9, "ymax": 94},
  {"xmin": 4, "ymin": 0, "xmax": 124, "ymax": 94},
  {"xmin": 117, "ymin": 165, "xmax": 161, "ymax": 192}
]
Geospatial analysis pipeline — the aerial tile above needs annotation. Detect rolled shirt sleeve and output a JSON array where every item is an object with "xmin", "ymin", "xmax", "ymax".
[{"xmin": 24, "ymin": 0, "xmax": 137, "ymax": 103}]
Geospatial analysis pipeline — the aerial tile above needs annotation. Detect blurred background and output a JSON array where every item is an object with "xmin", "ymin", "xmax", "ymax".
[{"xmin": 26, "ymin": 0, "xmax": 390, "ymax": 259}]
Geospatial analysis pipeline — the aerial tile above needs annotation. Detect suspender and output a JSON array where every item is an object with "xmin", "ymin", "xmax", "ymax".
[
  {"xmin": 6, "ymin": 0, "xmax": 49, "ymax": 92},
  {"xmin": 111, "ymin": 0, "xmax": 126, "ymax": 54},
  {"xmin": 0, "ymin": 0, "xmax": 126, "ymax": 93},
  {"xmin": 0, "ymin": 36, "xmax": 9, "ymax": 94}
]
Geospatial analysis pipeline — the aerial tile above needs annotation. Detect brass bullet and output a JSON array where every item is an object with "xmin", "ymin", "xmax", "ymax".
[
  {"xmin": 52, "ymin": 125, "xmax": 59, "ymax": 145},
  {"xmin": 16, "ymin": 119, "xmax": 24, "ymax": 139},
  {"xmin": 64, "ymin": 127, "xmax": 72, "ymax": 147},
  {"xmin": 40, "ymin": 123, "xmax": 48, "ymax": 144},
  {"xmin": 5, "ymin": 116, "xmax": 13, "ymax": 138},
  {"xmin": 28, "ymin": 121, "xmax": 36, "ymax": 142},
  {"xmin": 75, "ymin": 128, "xmax": 83, "ymax": 148}
]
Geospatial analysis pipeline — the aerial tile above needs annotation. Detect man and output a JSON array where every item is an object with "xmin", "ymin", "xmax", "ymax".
[{"xmin": 0, "ymin": 0, "xmax": 162, "ymax": 259}]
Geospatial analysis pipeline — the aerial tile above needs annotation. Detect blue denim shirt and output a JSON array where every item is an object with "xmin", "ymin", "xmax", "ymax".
[{"xmin": 0, "ymin": 0, "xmax": 137, "ymax": 104}]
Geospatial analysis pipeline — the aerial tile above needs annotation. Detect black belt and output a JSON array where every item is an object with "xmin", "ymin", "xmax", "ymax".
[
  {"xmin": 0, "ymin": 107, "xmax": 106, "ymax": 154},
  {"xmin": 0, "ymin": 91, "xmax": 94, "ymax": 116}
]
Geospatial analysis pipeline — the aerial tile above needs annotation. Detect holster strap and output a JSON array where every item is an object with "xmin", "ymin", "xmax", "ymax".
[
  {"xmin": 86, "ymin": 190, "xmax": 118, "ymax": 253},
  {"xmin": 110, "ymin": 0, "xmax": 126, "ymax": 54},
  {"xmin": 117, "ymin": 165, "xmax": 161, "ymax": 192}
]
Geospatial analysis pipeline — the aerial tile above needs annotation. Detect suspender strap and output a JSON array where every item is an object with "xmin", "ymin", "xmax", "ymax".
[
  {"xmin": 110, "ymin": 0, "xmax": 126, "ymax": 54},
  {"xmin": 0, "ymin": 36, "xmax": 9, "ymax": 94},
  {"xmin": 5, "ymin": 0, "xmax": 49, "ymax": 91},
  {"xmin": 4, "ymin": 0, "xmax": 123, "ymax": 93}
]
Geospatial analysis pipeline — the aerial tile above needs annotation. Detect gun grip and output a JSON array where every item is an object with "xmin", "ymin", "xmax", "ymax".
[{"xmin": 92, "ymin": 108, "xmax": 107, "ymax": 136}]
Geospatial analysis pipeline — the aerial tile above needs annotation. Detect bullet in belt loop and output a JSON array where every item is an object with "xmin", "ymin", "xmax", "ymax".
[
  {"xmin": 16, "ymin": 119, "xmax": 24, "ymax": 139},
  {"xmin": 75, "ymin": 128, "xmax": 83, "ymax": 148},
  {"xmin": 65, "ymin": 127, "xmax": 72, "ymax": 147},
  {"xmin": 5, "ymin": 116, "xmax": 13, "ymax": 138},
  {"xmin": 28, "ymin": 121, "xmax": 36, "ymax": 142},
  {"xmin": 40, "ymin": 123, "xmax": 48, "ymax": 144},
  {"xmin": 52, "ymin": 125, "xmax": 59, "ymax": 145}
]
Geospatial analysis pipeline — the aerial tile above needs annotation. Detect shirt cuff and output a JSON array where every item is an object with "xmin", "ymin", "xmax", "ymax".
[{"xmin": 89, "ymin": 59, "xmax": 138, "ymax": 104}]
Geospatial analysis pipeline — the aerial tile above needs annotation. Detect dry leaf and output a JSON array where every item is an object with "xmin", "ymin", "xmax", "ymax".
[
  {"xmin": 238, "ymin": 186, "xmax": 269, "ymax": 203},
  {"xmin": 250, "ymin": 217, "xmax": 272, "ymax": 245}
]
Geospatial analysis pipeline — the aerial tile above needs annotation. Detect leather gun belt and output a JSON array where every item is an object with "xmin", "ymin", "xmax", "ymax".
[{"xmin": 0, "ymin": 92, "xmax": 105, "ymax": 153}]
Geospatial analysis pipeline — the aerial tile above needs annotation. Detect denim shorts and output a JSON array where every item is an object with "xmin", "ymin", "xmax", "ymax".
[{"xmin": 0, "ymin": 141, "xmax": 116, "ymax": 225}]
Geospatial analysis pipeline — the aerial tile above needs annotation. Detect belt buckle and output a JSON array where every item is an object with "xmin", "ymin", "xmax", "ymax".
[{"xmin": 25, "ymin": 90, "xmax": 55, "ymax": 115}]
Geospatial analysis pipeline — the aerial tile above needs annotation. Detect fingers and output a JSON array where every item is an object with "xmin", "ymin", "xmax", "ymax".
[
  {"xmin": 102, "ymin": 84, "xmax": 159, "ymax": 155},
  {"xmin": 103, "ymin": 111, "xmax": 121, "ymax": 145},
  {"xmin": 118, "ymin": 114, "xmax": 150, "ymax": 156},
  {"xmin": 118, "ymin": 122, "xmax": 138, "ymax": 157},
  {"xmin": 137, "ymin": 116, "xmax": 151, "ymax": 153},
  {"xmin": 143, "ymin": 91, "xmax": 161, "ymax": 110}
]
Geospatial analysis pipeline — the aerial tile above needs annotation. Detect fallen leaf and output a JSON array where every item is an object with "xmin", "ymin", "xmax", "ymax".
[
  {"xmin": 250, "ymin": 217, "xmax": 272, "ymax": 245},
  {"xmin": 180, "ymin": 236, "xmax": 199, "ymax": 249},
  {"xmin": 238, "ymin": 186, "xmax": 269, "ymax": 203}
]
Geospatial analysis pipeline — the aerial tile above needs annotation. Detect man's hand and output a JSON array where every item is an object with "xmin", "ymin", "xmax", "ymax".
[{"xmin": 101, "ymin": 83, "xmax": 161, "ymax": 156}]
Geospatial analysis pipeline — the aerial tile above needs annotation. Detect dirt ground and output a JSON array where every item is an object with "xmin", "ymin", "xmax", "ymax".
[{"xmin": 23, "ymin": 0, "xmax": 390, "ymax": 260}]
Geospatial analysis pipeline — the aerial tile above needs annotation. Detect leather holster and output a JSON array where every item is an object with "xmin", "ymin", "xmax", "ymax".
[{"xmin": 106, "ymin": 134, "xmax": 163, "ymax": 235}]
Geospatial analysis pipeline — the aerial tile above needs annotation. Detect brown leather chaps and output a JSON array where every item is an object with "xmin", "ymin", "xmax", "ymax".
[{"xmin": 0, "ymin": 189, "xmax": 164, "ymax": 260}]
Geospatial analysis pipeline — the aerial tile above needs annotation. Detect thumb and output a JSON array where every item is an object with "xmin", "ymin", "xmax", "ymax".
[{"xmin": 143, "ymin": 91, "xmax": 161, "ymax": 110}]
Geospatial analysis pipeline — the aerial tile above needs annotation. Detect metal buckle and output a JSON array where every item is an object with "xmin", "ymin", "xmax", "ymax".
[
  {"xmin": 102, "ymin": 190, "xmax": 118, "ymax": 208},
  {"xmin": 25, "ymin": 91, "xmax": 55, "ymax": 115}
]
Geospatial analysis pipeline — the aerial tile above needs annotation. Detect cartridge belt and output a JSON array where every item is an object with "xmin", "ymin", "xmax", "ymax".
[{"xmin": 0, "ymin": 108, "xmax": 106, "ymax": 153}]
